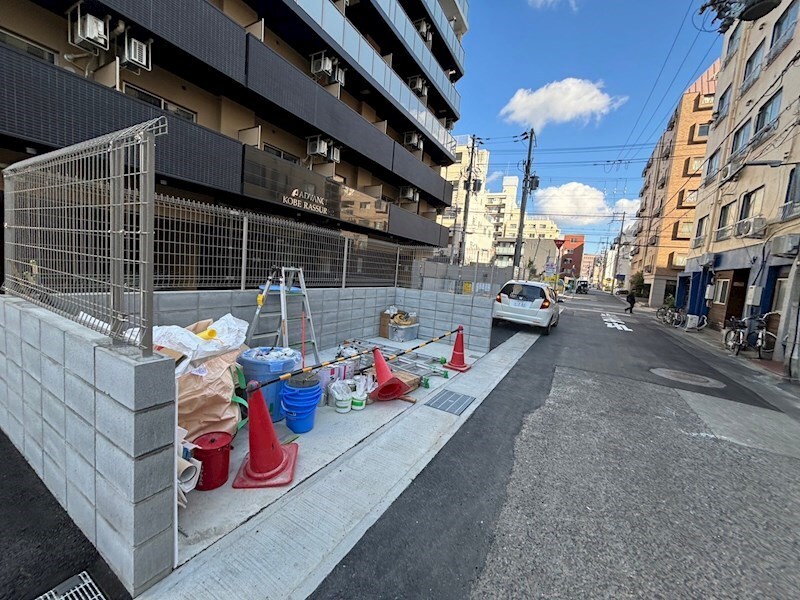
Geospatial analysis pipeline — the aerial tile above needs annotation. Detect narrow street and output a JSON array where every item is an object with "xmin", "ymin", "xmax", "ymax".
[{"xmin": 312, "ymin": 291, "xmax": 800, "ymax": 599}]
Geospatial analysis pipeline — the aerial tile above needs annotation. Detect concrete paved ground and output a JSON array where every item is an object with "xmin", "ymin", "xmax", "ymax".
[{"xmin": 312, "ymin": 290, "xmax": 800, "ymax": 599}]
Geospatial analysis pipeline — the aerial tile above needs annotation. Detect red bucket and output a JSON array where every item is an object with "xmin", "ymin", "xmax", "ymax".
[{"xmin": 194, "ymin": 432, "xmax": 233, "ymax": 491}]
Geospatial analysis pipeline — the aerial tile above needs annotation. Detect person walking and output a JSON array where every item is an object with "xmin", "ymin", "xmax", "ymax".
[{"xmin": 625, "ymin": 290, "xmax": 636, "ymax": 314}]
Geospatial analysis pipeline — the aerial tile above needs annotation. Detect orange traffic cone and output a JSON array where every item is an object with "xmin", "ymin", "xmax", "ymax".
[
  {"xmin": 369, "ymin": 348, "xmax": 411, "ymax": 401},
  {"xmin": 233, "ymin": 383, "xmax": 298, "ymax": 488},
  {"xmin": 445, "ymin": 326, "xmax": 471, "ymax": 372}
]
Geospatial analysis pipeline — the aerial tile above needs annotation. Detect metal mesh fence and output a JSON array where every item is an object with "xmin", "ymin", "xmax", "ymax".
[{"xmin": 3, "ymin": 118, "xmax": 166, "ymax": 353}]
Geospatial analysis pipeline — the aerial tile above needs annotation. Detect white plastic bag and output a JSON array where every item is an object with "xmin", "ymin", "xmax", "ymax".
[{"xmin": 328, "ymin": 380, "xmax": 353, "ymax": 402}]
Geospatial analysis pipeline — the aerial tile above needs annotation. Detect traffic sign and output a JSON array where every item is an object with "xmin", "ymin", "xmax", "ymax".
[{"xmin": 554, "ymin": 239, "xmax": 565, "ymax": 249}]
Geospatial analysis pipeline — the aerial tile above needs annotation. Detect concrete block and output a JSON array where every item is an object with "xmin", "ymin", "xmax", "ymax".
[
  {"xmin": 340, "ymin": 288, "xmax": 354, "ymax": 300},
  {"xmin": 5, "ymin": 303, "xmax": 22, "ymax": 335},
  {"xmin": 155, "ymin": 309, "xmax": 200, "ymax": 328},
  {"xmin": 435, "ymin": 300, "xmax": 454, "ymax": 314},
  {"xmin": 6, "ymin": 413, "xmax": 24, "ymax": 449},
  {"xmin": 24, "ymin": 434, "xmax": 44, "ymax": 477},
  {"xmin": 0, "ymin": 352, "xmax": 6, "ymax": 383},
  {"xmin": 418, "ymin": 308, "xmax": 436, "ymax": 323},
  {"xmin": 0, "ymin": 301, "xmax": 5, "ymax": 327},
  {"xmin": 156, "ymin": 291, "xmax": 199, "ymax": 312},
  {"xmin": 66, "ymin": 408, "xmax": 96, "ymax": 466},
  {"xmin": 337, "ymin": 309, "xmax": 353, "ymax": 322},
  {"xmin": 43, "ymin": 453, "xmax": 67, "ymax": 507},
  {"xmin": 65, "ymin": 371, "xmax": 95, "ymax": 425},
  {"xmin": 471, "ymin": 305, "xmax": 494, "ymax": 319},
  {"xmin": 43, "ymin": 418, "xmax": 66, "ymax": 467},
  {"xmin": 23, "ymin": 373, "xmax": 42, "ymax": 415},
  {"xmin": 95, "ymin": 436, "xmax": 173, "ymax": 503},
  {"xmin": 365, "ymin": 288, "xmax": 378, "ymax": 298},
  {"xmin": 67, "ymin": 483, "xmax": 96, "ymax": 544},
  {"xmin": 6, "ymin": 360, "xmax": 22, "ymax": 397},
  {"xmin": 95, "ymin": 349, "xmax": 175, "ymax": 412},
  {"xmin": 435, "ymin": 310, "xmax": 456, "ymax": 324},
  {"xmin": 21, "ymin": 343, "xmax": 42, "ymax": 382},
  {"xmin": 96, "ymin": 476, "xmax": 173, "ymax": 546},
  {"xmin": 472, "ymin": 296, "xmax": 495, "ymax": 308},
  {"xmin": 6, "ymin": 388, "xmax": 23, "ymax": 424},
  {"xmin": 41, "ymin": 357, "xmax": 64, "ymax": 399},
  {"xmin": 0, "ymin": 328, "xmax": 5, "ymax": 355},
  {"xmin": 352, "ymin": 288, "xmax": 366, "ymax": 299},
  {"xmin": 198, "ymin": 290, "xmax": 233, "ymax": 310},
  {"xmin": 320, "ymin": 334, "xmax": 338, "ymax": 351},
  {"xmin": 418, "ymin": 326, "xmax": 434, "ymax": 340},
  {"xmin": 364, "ymin": 297, "xmax": 377, "ymax": 310},
  {"xmin": 230, "ymin": 306, "xmax": 254, "ymax": 323},
  {"xmin": 67, "ymin": 445, "xmax": 95, "ymax": 501},
  {"xmin": 6, "ymin": 333, "xmax": 22, "ymax": 367},
  {"xmin": 404, "ymin": 289, "xmax": 421, "ymax": 301},
  {"xmin": 0, "ymin": 406, "xmax": 7, "ymax": 434},
  {"xmin": 64, "ymin": 332, "xmax": 101, "ymax": 384},
  {"xmin": 454, "ymin": 294, "xmax": 472, "ymax": 307},
  {"xmin": 20, "ymin": 312, "xmax": 40, "ymax": 347},
  {"xmin": 0, "ymin": 379, "xmax": 5, "ymax": 409},
  {"xmin": 42, "ymin": 389, "xmax": 66, "ymax": 433},
  {"xmin": 96, "ymin": 394, "xmax": 174, "ymax": 458},
  {"xmin": 467, "ymin": 324, "xmax": 492, "ymax": 340},
  {"xmin": 322, "ymin": 322, "xmax": 337, "ymax": 336},
  {"xmin": 469, "ymin": 335, "xmax": 491, "ymax": 353}
]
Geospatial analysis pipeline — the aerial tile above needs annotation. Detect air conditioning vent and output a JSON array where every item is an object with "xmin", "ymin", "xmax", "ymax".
[
  {"xmin": 771, "ymin": 234, "xmax": 800, "ymax": 257},
  {"xmin": 307, "ymin": 135, "xmax": 328, "ymax": 157},
  {"xmin": 68, "ymin": 6, "xmax": 110, "ymax": 53},
  {"xmin": 399, "ymin": 186, "xmax": 419, "ymax": 202},
  {"xmin": 121, "ymin": 35, "xmax": 151, "ymax": 71},
  {"xmin": 699, "ymin": 252, "xmax": 717, "ymax": 267},
  {"xmin": 734, "ymin": 216, "xmax": 767, "ymax": 238},
  {"xmin": 310, "ymin": 52, "xmax": 334, "ymax": 77},
  {"xmin": 403, "ymin": 131, "xmax": 423, "ymax": 151},
  {"xmin": 326, "ymin": 145, "xmax": 340, "ymax": 163},
  {"xmin": 414, "ymin": 19, "xmax": 430, "ymax": 37},
  {"xmin": 445, "ymin": 118, "xmax": 456, "ymax": 131},
  {"xmin": 408, "ymin": 75, "xmax": 428, "ymax": 97},
  {"xmin": 332, "ymin": 65, "xmax": 346, "ymax": 86}
]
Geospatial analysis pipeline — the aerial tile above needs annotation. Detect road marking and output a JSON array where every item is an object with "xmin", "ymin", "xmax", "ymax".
[{"xmin": 601, "ymin": 313, "xmax": 632, "ymax": 332}]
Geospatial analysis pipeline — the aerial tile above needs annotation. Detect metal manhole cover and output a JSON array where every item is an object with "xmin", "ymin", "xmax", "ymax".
[
  {"xmin": 426, "ymin": 390, "xmax": 477, "ymax": 415},
  {"xmin": 650, "ymin": 368, "xmax": 726, "ymax": 389},
  {"xmin": 36, "ymin": 571, "xmax": 106, "ymax": 600}
]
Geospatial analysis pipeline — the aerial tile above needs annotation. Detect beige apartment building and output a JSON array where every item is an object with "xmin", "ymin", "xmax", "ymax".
[
  {"xmin": 684, "ymin": 0, "xmax": 800, "ymax": 370},
  {"xmin": 631, "ymin": 61, "xmax": 719, "ymax": 306}
]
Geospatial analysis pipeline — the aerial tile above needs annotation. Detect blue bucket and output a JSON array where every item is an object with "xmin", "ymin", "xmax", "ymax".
[
  {"xmin": 238, "ymin": 347, "xmax": 301, "ymax": 422},
  {"xmin": 280, "ymin": 374, "xmax": 323, "ymax": 433},
  {"xmin": 282, "ymin": 403, "xmax": 317, "ymax": 433}
]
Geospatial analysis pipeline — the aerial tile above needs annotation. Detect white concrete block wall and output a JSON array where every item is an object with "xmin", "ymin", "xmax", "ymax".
[{"xmin": 0, "ymin": 297, "xmax": 176, "ymax": 597}]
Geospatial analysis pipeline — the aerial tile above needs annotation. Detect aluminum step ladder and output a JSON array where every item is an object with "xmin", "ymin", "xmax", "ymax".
[{"xmin": 247, "ymin": 267, "xmax": 321, "ymax": 364}]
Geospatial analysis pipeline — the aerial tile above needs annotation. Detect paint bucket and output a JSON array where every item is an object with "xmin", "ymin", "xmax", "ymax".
[
  {"xmin": 194, "ymin": 431, "xmax": 233, "ymax": 491},
  {"xmin": 351, "ymin": 396, "xmax": 366, "ymax": 411},
  {"xmin": 335, "ymin": 398, "xmax": 352, "ymax": 414},
  {"xmin": 281, "ymin": 374, "xmax": 322, "ymax": 433}
]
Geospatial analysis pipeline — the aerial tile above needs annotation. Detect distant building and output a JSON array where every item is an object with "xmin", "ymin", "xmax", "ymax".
[
  {"xmin": 559, "ymin": 234, "xmax": 585, "ymax": 280},
  {"xmin": 581, "ymin": 253, "xmax": 597, "ymax": 279}
]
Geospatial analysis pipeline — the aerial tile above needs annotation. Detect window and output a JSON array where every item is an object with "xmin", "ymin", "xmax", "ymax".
[
  {"xmin": 740, "ymin": 187, "xmax": 764, "ymax": 220},
  {"xmin": 726, "ymin": 24, "xmax": 741, "ymax": 59},
  {"xmin": 0, "ymin": 28, "xmax": 56, "ymax": 63},
  {"xmin": 700, "ymin": 93, "xmax": 715, "ymax": 106},
  {"xmin": 499, "ymin": 283, "xmax": 546, "ymax": 302},
  {"xmin": 696, "ymin": 215, "xmax": 709, "ymax": 237},
  {"xmin": 732, "ymin": 120, "xmax": 752, "ymax": 155},
  {"xmin": 263, "ymin": 143, "xmax": 300, "ymax": 164},
  {"xmin": 455, "ymin": 152, "xmax": 463, "ymax": 162},
  {"xmin": 123, "ymin": 84, "xmax": 197, "ymax": 122},
  {"xmin": 773, "ymin": 278, "xmax": 789, "ymax": 311},
  {"xmin": 755, "ymin": 89, "xmax": 782, "ymax": 132},
  {"xmin": 743, "ymin": 41, "xmax": 765, "ymax": 83},
  {"xmin": 673, "ymin": 254, "xmax": 688, "ymax": 267},
  {"xmin": 716, "ymin": 85, "xmax": 731, "ymax": 118},
  {"xmin": 772, "ymin": 0, "xmax": 798, "ymax": 47},
  {"xmin": 697, "ymin": 123, "xmax": 711, "ymax": 138},
  {"xmin": 714, "ymin": 279, "xmax": 730, "ymax": 304},
  {"xmin": 691, "ymin": 156, "xmax": 704, "ymax": 172},
  {"xmin": 680, "ymin": 222, "xmax": 694, "ymax": 236},
  {"xmin": 359, "ymin": 202, "xmax": 370, "ymax": 209},
  {"xmin": 718, "ymin": 201, "xmax": 736, "ymax": 228},
  {"xmin": 684, "ymin": 190, "xmax": 698, "ymax": 205}
]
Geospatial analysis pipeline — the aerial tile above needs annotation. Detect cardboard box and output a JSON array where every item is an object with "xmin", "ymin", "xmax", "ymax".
[{"xmin": 380, "ymin": 312, "xmax": 392, "ymax": 338}]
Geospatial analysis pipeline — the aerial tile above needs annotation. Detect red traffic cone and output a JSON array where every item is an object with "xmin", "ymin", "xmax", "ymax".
[
  {"xmin": 233, "ymin": 383, "xmax": 298, "ymax": 488},
  {"xmin": 445, "ymin": 326, "xmax": 471, "ymax": 372},
  {"xmin": 369, "ymin": 348, "xmax": 411, "ymax": 401}
]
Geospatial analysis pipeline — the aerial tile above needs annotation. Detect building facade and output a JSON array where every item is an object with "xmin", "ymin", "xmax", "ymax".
[
  {"xmin": 559, "ymin": 234, "xmax": 585, "ymax": 281},
  {"xmin": 0, "ymin": 0, "xmax": 467, "ymax": 266},
  {"xmin": 631, "ymin": 61, "xmax": 719, "ymax": 306},
  {"xmin": 605, "ymin": 232, "xmax": 634, "ymax": 291},
  {"xmin": 684, "ymin": 0, "xmax": 800, "ymax": 368}
]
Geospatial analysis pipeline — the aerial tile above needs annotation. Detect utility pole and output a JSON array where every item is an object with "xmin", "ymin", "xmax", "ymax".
[
  {"xmin": 611, "ymin": 212, "xmax": 626, "ymax": 294},
  {"xmin": 513, "ymin": 129, "xmax": 536, "ymax": 276},
  {"xmin": 457, "ymin": 135, "xmax": 480, "ymax": 266}
]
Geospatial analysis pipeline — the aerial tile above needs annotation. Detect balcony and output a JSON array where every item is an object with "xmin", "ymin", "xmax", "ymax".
[
  {"xmin": 750, "ymin": 119, "xmax": 779, "ymax": 149},
  {"xmin": 691, "ymin": 235, "xmax": 706, "ymax": 249},
  {"xmin": 631, "ymin": 247, "xmax": 641, "ymax": 256},
  {"xmin": 714, "ymin": 224, "xmax": 734, "ymax": 241},
  {"xmin": 657, "ymin": 175, "xmax": 667, "ymax": 189},
  {"xmin": 781, "ymin": 200, "xmax": 800, "ymax": 220},
  {"xmin": 648, "ymin": 235, "xmax": 658, "ymax": 246},
  {"xmin": 766, "ymin": 27, "xmax": 794, "ymax": 66},
  {"xmin": 739, "ymin": 66, "xmax": 762, "ymax": 96},
  {"xmin": 415, "ymin": 0, "xmax": 467, "ymax": 71}
]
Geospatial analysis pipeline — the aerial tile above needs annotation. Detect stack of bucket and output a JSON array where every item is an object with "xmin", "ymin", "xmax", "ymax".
[
  {"xmin": 281, "ymin": 373, "xmax": 323, "ymax": 433},
  {"xmin": 238, "ymin": 347, "xmax": 302, "ymax": 422}
]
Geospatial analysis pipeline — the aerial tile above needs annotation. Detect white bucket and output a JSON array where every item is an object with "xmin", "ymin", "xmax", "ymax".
[
  {"xmin": 335, "ymin": 398, "xmax": 352, "ymax": 414},
  {"xmin": 351, "ymin": 395, "xmax": 366, "ymax": 411}
]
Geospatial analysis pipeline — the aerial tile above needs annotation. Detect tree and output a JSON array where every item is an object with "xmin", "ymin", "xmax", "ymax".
[{"xmin": 630, "ymin": 271, "xmax": 645, "ymax": 296}]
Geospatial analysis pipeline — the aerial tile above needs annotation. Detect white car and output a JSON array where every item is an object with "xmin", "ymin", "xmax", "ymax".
[{"xmin": 492, "ymin": 280, "xmax": 562, "ymax": 335}]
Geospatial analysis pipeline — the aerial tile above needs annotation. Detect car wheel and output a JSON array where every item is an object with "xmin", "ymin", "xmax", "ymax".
[
  {"xmin": 552, "ymin": 315, "xmax": 559, "ymax": 328},
  {"xmin": 542, "ymin": 319, "xmax": 552, "ymax": 336}
]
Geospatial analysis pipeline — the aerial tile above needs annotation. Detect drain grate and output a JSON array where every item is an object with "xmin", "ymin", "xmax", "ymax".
[
  {"xmin": 36, "ymin": 572, "xmax": 106, "ymax": 600},
  {"xmin": 426, "ymin": 390, "xmax": 477, "ymax": 415}
]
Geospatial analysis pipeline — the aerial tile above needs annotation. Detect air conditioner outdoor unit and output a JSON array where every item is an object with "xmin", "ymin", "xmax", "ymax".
[
  {"xmin": 399, "ymin": 186, "xmax": 419, "ymax": 202},
  {"xmin": 445, "ymin": 118, "xmax": 456, "ymax": 131},
  {"xmin": 326, "ymin": 145, "xmax": 340, "ymax": 163},
  {"xmin": 699, "ymin": 252, "xmax": 716, "ymax": 267},
  {"xmin": 414, "ymin": 19, "xmax": 430, "ymax": 37},
  {"xmin": 121, "ymin": 35, "xmax": 151, "ymax": 71},
  {"xmin": 307, "ymin": 135, "xmax": 329, "ymax": 157},
  {"xmin": 404, "ymin": 131, "xmax": 423, "ymax": 150},
  {"xmin": 771, "ymin": 234, "xmax": 800, "ymax": 257},
  {"xmin": 311, "ymin": 53, "xmax": 334, "ymax": 76},
  {"xmin": 71, "ymin": 10, "xmax": 109, "ymax": 52},
  {"xmin": 719, "ymin": 163, "xmax": 733, "ymax": 181},
  {"xmin": 331, "ymin": 65, "xmax": 346, "ymax": 86},
  {"xmin": 408, "ymin": 75, "xmax": 427, "ymax": 96},
  {"xmin": 734, "ymin": 216, "xmax": 767, "ymax": 238}
]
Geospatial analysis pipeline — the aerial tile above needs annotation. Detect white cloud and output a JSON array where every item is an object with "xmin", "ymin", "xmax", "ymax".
[
  {"xmin": 533, "ymin": 183, "xmax": 634, "ymax": 225},
  {"xmin": 528, "ymin": 0, "xmax": 578, "ymax": 10},
  {"xmin": 485, "ymin": 171, "xmax": 504, "ymax": 186},
  {"xmin": 500, "ymin": 78, "xmax": 627, "ymax": 131}
]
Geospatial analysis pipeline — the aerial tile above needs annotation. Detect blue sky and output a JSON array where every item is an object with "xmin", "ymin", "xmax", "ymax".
[{"xmin": 453, "ymin": 0, "xmax": 723, "ymax": 253}]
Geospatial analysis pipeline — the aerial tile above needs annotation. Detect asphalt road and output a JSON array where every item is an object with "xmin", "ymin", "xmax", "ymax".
[{"xmin": 312, "ymin": 291, "xmax": 800, "ymax": 599}]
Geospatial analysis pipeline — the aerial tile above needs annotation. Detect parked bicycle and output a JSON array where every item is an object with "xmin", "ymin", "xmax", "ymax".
[{"xmin": 724, "ymin": 312, "xmax": 779, "ymax": 359}]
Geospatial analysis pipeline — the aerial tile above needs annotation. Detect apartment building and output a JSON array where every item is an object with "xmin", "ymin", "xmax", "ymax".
[
  {"xmin": 604, "ymin": 232, "xmax": 635, "ymax": 290},
  {"xmin": 684, "ymin": 0, "xmax": 800, "ymax": 364},
  {"xmin": 0, "ymin": 0, "xmax": 468, "ymax": 272},
  {"xmin": 631, "ymin": 61, "xmax": 719, "ymax": 306},
  {"xmin": 581, "ymin": 253, "xmax": 597, "ymax": 279},
  {"xmin": 559, "ymin": 234, "xmax": 584, "ymax": 280}
]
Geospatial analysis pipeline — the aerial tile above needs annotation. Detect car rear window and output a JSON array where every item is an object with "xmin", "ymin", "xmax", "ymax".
[{"xmin": 500, "ymin": 283, "xmax": 546, "ymax": 301}]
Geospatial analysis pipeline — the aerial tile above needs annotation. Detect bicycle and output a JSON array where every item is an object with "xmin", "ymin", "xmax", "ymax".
[
  {"xmin": 724, "ymin": 316, "xmax": 749, "ymax": 356},
  {"xmin": 747, "ymin": 312, "xmax": 779, "ymax": 359}
]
